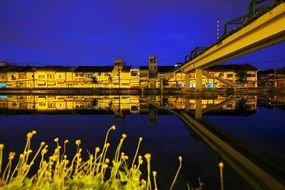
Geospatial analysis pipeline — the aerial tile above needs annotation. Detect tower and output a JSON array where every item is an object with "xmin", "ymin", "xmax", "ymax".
[{"xmin": 148, "ymin": 56, "xmax": 157, "ymax": 79}]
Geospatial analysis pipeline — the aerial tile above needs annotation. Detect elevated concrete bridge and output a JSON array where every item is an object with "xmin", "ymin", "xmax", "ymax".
[{"xmin": 174, "ymin": 2, "xmax": 285, "ymax": 90}]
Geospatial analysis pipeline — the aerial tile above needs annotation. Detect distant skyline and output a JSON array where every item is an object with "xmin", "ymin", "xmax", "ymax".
[{"xmin": 0, "ymin": 0, "xmax": 284, "ymax": 70}]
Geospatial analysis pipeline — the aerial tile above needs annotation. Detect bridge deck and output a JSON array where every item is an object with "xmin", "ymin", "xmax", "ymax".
[{"xmin": 176, "ymin": 2, "xmax": 285, "ymax": 73}]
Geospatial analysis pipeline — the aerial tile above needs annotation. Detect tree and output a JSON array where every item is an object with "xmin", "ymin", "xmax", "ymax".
[
  {"xmin": 235, "ymin": 70, "xmax": 247, "ymax": 84},
  {"xmin": 91, "ymin": 76, "xmax": 98, "ymax": 84},
  {"xmin": 162, "ymin": 79, "xmax": 169, "ymax": 86},
  {"xmin": 236, "ymin": 98, "xmax": 250, "ymax": 111}
]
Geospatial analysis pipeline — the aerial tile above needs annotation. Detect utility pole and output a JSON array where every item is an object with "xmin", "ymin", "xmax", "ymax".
[{"xmin": 217, "ymin": 18, "xmax": 220, "ymax": 40}]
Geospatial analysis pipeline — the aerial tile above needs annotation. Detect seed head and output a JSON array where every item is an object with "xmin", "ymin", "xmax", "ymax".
[
  {"xmin": 41, "ymin": 149, "xmax": 48, "ymax": 154},
  {"xmin": 75, "ymin": 139, "xmax": 81, "ymax": 146},
  {"xmin": 144, "ymin": 153, "xmax": 151, "ymax": 161},
  {"xmin": 9, "ymin": 152, "xmax": 16, "ymax": 160},
  {"xmin": 19, "ymin": 154, "xmax": 24, "ymax": 159},
  {"xmin": 26, "ymin": 132, "xmax": 33, "ymax": 139},
  {"xmin": 122, "ymin": 134, "xmax": 127, "ymax": 139},
  {"xmin": 111, "ymin": 125, "xmax": 116, "ymax": 130}
]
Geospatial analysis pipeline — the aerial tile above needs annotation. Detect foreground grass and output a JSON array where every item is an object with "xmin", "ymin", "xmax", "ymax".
[{"xmin": 0, "ymin": 125, "xmax": 186, "ymax": 190}]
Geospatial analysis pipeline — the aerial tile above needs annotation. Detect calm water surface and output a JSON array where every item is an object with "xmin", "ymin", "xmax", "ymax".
[{"xmin": 0, "ymin": 95, "xmax": 284, "ymax": 189}]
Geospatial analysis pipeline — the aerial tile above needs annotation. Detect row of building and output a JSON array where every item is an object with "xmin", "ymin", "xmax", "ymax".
[{"xmin": 0, "ymin": 57, "xmax": 261, "ymax": 89}]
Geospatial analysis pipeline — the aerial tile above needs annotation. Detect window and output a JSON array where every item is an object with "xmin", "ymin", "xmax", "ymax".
[
  {"xmin": 75, "ymin": 73, "xmax": 84, "ymax": 77},
  {"xmin": 48, "ymin": 103, "xmax": 56, "ymax": 108},
  {"xmin": 38, "ymin": 75, "xmax": 46, "ymax": 79},
  {"xmin": 19, "ymin": 103, "xmax": 26, "ymax": 109},
  {"xmin": 226, "ymin": 103, "xmax": 233, "ymax": 108},
  {"xmin": 131, "ymin": 71, "xmax": 139, "ymax": 76},
  {"xmin": 39, "ymin": 103, "xmax": 46, "ymax": 106},
  {"xmin": 11, "ymin": 75, "xmax": 16, "ymax": 80},
  {"xmin": 47, "ymin": 74, "xmax": 54, "ymax": 79},
  {"xmin": 247, "ymin": 73, "xmax": 256, "ymax": 77},
  {"xmin": 140, "ymin": 73, "xmax": 148, "ymax": 77},
  {"xmin": 18, "ymin": 73, "xmax": 27, "ymax": 79},
  {"xmin": 227, "ymin": 74, "xmax": 233, "ymax": 78}
]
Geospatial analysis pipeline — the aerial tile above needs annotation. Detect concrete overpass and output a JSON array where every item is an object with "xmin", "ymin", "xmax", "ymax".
[{"xmin": 175, "ymin": 2, "xmax": 285, "ymax": 90}]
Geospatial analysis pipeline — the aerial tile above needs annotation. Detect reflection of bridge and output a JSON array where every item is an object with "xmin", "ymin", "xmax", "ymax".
[
  {"xmin": 180, "ymin": 112, "xmax": 285, "ymax": 190},
  {"xmin": 173, "ymin": 2, "xmax": 285, "ymax": 90},
  {"xmin": 148, "ymin": 100, "xmax": 285, "ymax": 190}
]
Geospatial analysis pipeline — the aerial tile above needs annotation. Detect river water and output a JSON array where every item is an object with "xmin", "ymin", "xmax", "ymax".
[{"xmin": 0, "ymin": 95, "xmax": 284, "ymax": 189}]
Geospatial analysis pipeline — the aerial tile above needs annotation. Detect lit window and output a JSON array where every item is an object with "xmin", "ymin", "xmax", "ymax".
[
  {"xmin": 38, "ymin": 75, "xmax": 46, "ymax": 79},
  {"xmin": 47, "ymin": 74, "xmax": 54, "ymax": 79},
  {"xmin": 18, "ymin": 73, "xmax": 27, "ymax": 79}
]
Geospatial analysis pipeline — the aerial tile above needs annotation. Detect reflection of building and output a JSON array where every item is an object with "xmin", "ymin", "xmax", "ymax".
[
  {"xmin": 258, "ymin": 96, "xmax": 285, "ymax": 109},
  {"xmin": 0, "ymin": 95, "xmax": 140, "ymax": 113},
  {"xmin": 0, "ymin": 95, "xmax": 257, "ymax": 112},
  {"xmin": 0, "ymin": 58, "xmax": 258, "ymax": 89}
]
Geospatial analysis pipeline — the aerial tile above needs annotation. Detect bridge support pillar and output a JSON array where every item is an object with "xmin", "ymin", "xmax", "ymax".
[
  {"xmin": 184, "ymin": 98, "xmax": 190, "ymax": 111},
  {"xmin": 185, "ymin": 73, "xmax": 190, "ymax": 89},
  {"xmin": 160, "ymin": 79, "xmax": 163, "ymax": 93},
  {"xmin": 160, "ymin": 79, "xmax": 164, "ymax": 106},
  {"xmin": 195, "ymin": 99, "xmax": 202, "ymax": 119},
  {"xmin": 196, "ymin": 68, "xmax": 203, "ymax": 91}
]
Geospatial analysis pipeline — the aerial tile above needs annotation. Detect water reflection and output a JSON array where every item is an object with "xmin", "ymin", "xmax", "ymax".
[
  {"xmin": 0, "ymin": 94, "xmax": 284, "ymax": 189},
  {"xmin": 0, "ymin": 95, "xmax": 258, "ymax": 115}
]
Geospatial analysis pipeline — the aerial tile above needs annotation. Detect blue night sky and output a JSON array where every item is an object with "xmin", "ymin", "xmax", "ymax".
[{"xmin": 0, "ymin": 0, "xmax": 284, "ymax": 70}]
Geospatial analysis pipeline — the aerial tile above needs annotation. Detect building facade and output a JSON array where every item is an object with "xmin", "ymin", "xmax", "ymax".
[{"xmin": 0, "ymin": 59, "xmax": 258, "ymax": 89}]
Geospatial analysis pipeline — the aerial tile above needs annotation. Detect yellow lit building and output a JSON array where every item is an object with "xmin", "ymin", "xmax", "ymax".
[
  {"xmin": 0, "ymin": 58, "xmax": 258, "ymax": 89},
  {"xmin": 148, "ymin": 64, "xmax": 258, "ymax": 89},
  {"xmin": 33, "ymin": 66, "xmax": 74, "ymax": 88},
  {"xmin": 205, "ymin": 64, "xmax": 258, "ymax": 88}
]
